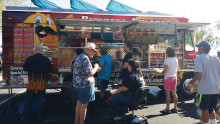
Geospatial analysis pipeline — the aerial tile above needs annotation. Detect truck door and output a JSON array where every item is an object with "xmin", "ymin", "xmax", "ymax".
[{"xmin": 183, "ymin": 30, "xmax": 197, "ymax": 69}]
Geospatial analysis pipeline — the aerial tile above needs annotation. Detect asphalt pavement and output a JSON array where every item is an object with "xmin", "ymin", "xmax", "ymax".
[{"xmin": 0, "ymin": 86, "xmax": 213, "ymax": 124}]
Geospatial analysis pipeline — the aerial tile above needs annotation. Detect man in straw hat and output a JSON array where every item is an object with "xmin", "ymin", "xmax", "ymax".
[{"xmin": 73, "ymin": 42, "xmax": 100, "ymax": 124}]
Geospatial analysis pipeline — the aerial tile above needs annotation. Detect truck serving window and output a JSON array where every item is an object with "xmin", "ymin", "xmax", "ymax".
[
  {"xmin": 156, "ymin": 34, "xmax": 175, "ymax": 48},
  {"xmin": 184, "ymin": 30, "xmax": 194, "ymax": 51}
]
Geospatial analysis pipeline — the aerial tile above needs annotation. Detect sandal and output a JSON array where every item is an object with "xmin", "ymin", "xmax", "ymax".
[
  {"xmin": 171, "ymin": 108, "xmax": 178, "ymax": 113},
  {"xmin": 160, "ymin": 109, "xmax": 171, "ymax": 114}
]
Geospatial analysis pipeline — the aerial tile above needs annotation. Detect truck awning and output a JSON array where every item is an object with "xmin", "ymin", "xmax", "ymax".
[
  {"xmin": 71, "ymin": 0, "xmax": 103, "ymax": 11},
  {"xmin": 55, "ymin": 18, "xmax": 210, "ymax": 31},
  {"xmin": 31, "ymin": 0, "xmax": 61, "ymax": 9},
  {"xmin": 106, "ymin": 0, "xmax": 141, "ymax": 12}
]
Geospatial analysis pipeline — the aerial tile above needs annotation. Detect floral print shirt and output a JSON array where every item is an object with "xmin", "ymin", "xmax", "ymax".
[{"xmin": 73, "ymin": 53, "xmax": 95, "ymax": 88}]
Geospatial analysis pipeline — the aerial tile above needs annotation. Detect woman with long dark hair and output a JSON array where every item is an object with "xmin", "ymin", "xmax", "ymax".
[{"xmin": 111, "ymin": 59, "xmax": 143, "ymax": 121}]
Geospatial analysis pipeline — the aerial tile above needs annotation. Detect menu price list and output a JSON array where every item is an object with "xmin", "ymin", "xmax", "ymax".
[{"xmin": 14, "ymin": 23, "xmax": 34, "ymax": 63}]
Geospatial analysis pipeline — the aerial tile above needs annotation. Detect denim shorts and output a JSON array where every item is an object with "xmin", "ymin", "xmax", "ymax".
[{"xmin": 74, "ymin": 86, "xmax": 95, "ymax": 104}]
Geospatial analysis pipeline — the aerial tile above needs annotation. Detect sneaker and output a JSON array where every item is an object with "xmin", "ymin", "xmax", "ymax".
[{"xmin": 113, "ymin": 116, "xmax": 123, "ymax": 121}]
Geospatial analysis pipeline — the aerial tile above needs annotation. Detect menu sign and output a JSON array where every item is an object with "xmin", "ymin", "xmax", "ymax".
[
  {"xmin": 59, "ymin": 48, "xmax": 79, "ymax": 69},
  {"xmin": 135, "ymin": 29, "xmax": 142, "ymax": 42},
  {"xmin": 126, "ymin": 28, "xmax": 157, "ymax": 43},
  {"xmin": 148, "ymin": 29, "xmax": 156, "ymax": 44},
  {"xmin": 14, "ymin": 23, "xmax": 34, "ymax": 63},
  {"xmin": 113, "ymin": 32, "xmax": 122, "ymax": 40},
  {"xmin": 127, "ymin": 29, "xmax": 135, "ymax": 41},
  {"xmin": 150, "ymin": 53, "xmax": 165, "ymax": 68}
]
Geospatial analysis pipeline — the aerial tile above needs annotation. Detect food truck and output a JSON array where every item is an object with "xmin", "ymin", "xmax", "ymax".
[{"xmin": 2, "ymin": 6, "xmax": 209, "ymax": 97}]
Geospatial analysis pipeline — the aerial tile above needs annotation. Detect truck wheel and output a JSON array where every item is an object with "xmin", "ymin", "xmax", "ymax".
[{"xmin": 178, "ymin": 77, "xmax": 196, "ymax": 98}]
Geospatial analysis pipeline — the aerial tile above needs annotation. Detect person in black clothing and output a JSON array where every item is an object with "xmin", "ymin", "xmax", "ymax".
[
  {"xmin": 71, "ymin": 48, "xmax": 84, "ymax": 72},
  {"xmin": 111, "ymin": 59, "xmax": 142, "ymax": 121},
  {"xmin": 22, "ymin": 45, "xmax": 52, "ymax": 122},
  {"xmin": 120, "ymin": 43, "xmax": 133, "ymax": 80}
]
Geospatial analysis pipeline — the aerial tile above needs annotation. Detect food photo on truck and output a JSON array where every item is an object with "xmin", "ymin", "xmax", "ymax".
[{"xmin": 2, "ymin": 3, "xmax": 209, "ymax": 97}]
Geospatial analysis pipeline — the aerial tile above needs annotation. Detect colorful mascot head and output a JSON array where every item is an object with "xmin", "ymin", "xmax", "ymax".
[{"xmin": 24, "ymin": 12, "xmax": 58, "ymax": 48}]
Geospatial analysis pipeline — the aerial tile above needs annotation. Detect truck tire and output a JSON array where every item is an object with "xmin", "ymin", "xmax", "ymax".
[{"xmin": 178, "ymin": 77, "xmax": 196, "ymax": 98}]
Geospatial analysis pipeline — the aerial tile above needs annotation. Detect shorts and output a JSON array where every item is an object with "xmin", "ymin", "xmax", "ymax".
[
  {"xmin": 164, "ymin": 77, "xmax": 177, "ymax": 91},
  {"xmin": 199, "ymin": 94, "xmax": 218, "ymax": 113},
  {"xmin": 98, "ymin": 79, "xmax": 109, "ymax": 91},
  {"xmin": 74, "ymin": 86, "xmax": 95, "ymax": 104}
]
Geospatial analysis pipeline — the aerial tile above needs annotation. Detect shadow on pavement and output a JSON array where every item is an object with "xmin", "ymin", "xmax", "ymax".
[
  {"xmin": 177, "ymin": 101, "xmax": 200, "ymax": 120},
  {"xmin": 0, "ymin": 86, "xmax": 199, "ymax": 124},
  {"xmin": 146, "ymin": 113, "xmax": 169, "ymax": 119},
  {"xmin": 0, "ymin": 91, "xmax": 111, "ymax": 124}
]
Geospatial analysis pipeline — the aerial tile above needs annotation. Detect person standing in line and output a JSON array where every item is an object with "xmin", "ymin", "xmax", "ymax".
[
  {"xmin": 72, "ymin": 48, "xmax": 84, "ymax": 72},
  {"xmin": 73, "ymin": 43, "xmax": 100, "ymax": 124},
  {"xmin": 132, "ymin": 47, "xmax": 140, "ymax": 63},
  {"xmin": 189, "ymin": 41, "xmax": 220, "ymax": 124},
  {"xmin": 160, "ymin": 47, "xmax": 179, "ymax": 114},
  {"xmin": 120, "ymin": 43, "xmax": 133, "ymax": 80},
  {"xmin": 23, "ymin": 45, "xmax": 52, "ymax": 121},
  {"xmin": 97, "ymin": 47, "xmax": 114, "ymax": 102},
  {"xmin": 63, "ymin": 48, "xmax": 84, "ymax": 103}
]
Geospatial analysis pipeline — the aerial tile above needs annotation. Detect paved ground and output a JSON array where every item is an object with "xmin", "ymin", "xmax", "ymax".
[{"xmin": 0, "ymin": 86, "xmax": 213, "ymax": 124}]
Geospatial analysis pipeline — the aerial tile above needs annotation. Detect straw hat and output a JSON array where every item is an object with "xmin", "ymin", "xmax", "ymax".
[{"xmin": 84, "ymin": 42, "xmax": 97, "ymax": 53}]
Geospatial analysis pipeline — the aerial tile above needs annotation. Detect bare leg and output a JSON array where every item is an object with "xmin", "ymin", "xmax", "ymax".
[
  {"xmin": 74, "ymin": 101, "xmax": 81, "ymax": 124},
  {"xmin": 171, "ymin": 90, "xmax": 178, "ymax": 109},
  {"xmin": 165, "ymin": 90, "xmax": 170, "ymax": 110},
  {"xmin": 209, "ymin": 110, "xmax": 216, "ymax": 119},
  {"xmin": 100, "ymin": 89, "xmax": 106, "ymax": 99},
  {"xmin": 79, "ymin": 103, "xmax": 88, "ymax": 124},
  {"xmin": 202, "ymin": 109, "xmax": 209, "ymax": 123}
]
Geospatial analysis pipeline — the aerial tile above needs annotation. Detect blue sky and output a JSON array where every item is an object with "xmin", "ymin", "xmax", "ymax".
[{"xmin": 28, "ymin": 0, "xmax": 220, "ymax": 23}]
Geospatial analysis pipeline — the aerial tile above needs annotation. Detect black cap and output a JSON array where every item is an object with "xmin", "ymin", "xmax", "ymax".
[{"xmin": 195, "ymin": 41, "xmax": 211, "ymax": 52}]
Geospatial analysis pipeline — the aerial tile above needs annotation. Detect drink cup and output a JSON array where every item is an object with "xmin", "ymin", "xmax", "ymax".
[
  {"xmin": 21, "ymin": 75, "xmax": 28, "ymax": 84},
  {"xmin": 23, "ymin": 78, "xmax": 28, "ymax": 84},
  {"xmin": 110, "ymin": 89, "xmax": 117, "ymax": 94}
]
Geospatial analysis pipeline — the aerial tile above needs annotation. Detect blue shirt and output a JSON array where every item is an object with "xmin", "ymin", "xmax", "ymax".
[
  {"xmin": 73, "ymin": 53, "xmax": 95, "ymax": 88},
  {"xmin": 98, "ymin": 54, "xmax": 113, "ymax": 80}
]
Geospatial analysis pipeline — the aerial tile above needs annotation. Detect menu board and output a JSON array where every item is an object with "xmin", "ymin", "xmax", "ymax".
[
  {"xmin": 148, "ymin": 29, "xmax": 157, "ymax": 44},
  {"xmin": 127, "ymin": 29, "xmax": 135, "ymax": 41},
  {"xmin": 135, "ymin": 29, "xmax": 142, "ymax": 42},
  {"xmin": 14, "ymin": 23, "xmax": 34, "ymax": 63},
  {"xmin": 142, "ymin": 29, "xmax": 149, "ymax": 43},
  {"xmin": 150, "ymin": 53, "xmax": 165, "ymax": 68},
  {"xmin": 127, "ymin": 28, "xmax": 157, "ymax": 44},
  {"xmin": 59, "ymin": 48, "xmax": 78, "ymax": 68},
  {"xmin": 113, "ymin": 32, "xmax": 122, "ymax": 40}
]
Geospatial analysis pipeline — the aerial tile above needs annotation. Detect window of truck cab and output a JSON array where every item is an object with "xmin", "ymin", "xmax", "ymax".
[{"xmin": 184, "ymin": 30, "xmax": 194, "ymax": 51}]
